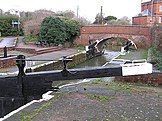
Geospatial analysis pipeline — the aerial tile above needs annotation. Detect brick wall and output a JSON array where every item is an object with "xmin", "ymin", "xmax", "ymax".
[
  {"xmin": 132, "ymin": 16, "xmax": 150, "ymax": 26},
  {"xmin": 132, "ymin": 16, "xmax": 161, "ymax": 26},
  {"xmin": 116, "ymin": 72, "xmax": 162, "ymax": 85},
  {"xmin": 0, "ymin": 56, "xmax": 17, "ymax": 68},
  {"xmin": 81, "ymin": 25, "xmax": 150, "ymax": 36},
  {"xmin": 133, "ymin": 1, "xmax": 162, "ymax": 26},
  {"xmin": 15, "ymin": 48, "xmax": 36, "ymax": 54},
  {"xmin": 0, "ymin": 47, "xmax": 15, "ymax": 52}
]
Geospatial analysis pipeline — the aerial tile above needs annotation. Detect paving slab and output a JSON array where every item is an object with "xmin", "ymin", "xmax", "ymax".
[{"xmin": 0, "ymin": 37, "xmax": 16, "ymax": 47}]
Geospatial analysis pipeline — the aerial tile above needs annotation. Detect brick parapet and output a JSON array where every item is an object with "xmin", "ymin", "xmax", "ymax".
[
  {"xmin": 0, "ymin": 56, "xmax": 17, "ymax": 68},
  {"xmin": 116, "ymin": 72, "xmax": 162, "ymax": 85},
  {"xmin": 81, "ymin": 25, "xmax": 150, "ymax": 36},
  {"xmin": 77, "ymin": 25, "xmax": 151, "ymax": 46}
]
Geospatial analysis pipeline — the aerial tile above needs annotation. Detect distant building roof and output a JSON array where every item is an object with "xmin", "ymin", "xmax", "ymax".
[
  {"xmin": 141, "ymin": 0, "xmax": 151, "ymax": 3},
  {"xmin": 153, "ymin": 0, "xmax": 161, "ymax": 2},
  {"xmin": 142, "ymin": 0, "xmax": 162, "ymax": 4}
]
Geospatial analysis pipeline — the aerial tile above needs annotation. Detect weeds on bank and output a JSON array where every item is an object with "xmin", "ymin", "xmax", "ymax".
[
  {"xmin": 20, "ymin": 93, "xmax": 63, "ymax": 121},
  {"xmin": 160, "ymin": 114, "xmax": 162, "ymax": 121},
  {"xmin": 91, "ymin": 79, "xmax": 103, "ymax": 84},
  {"xmin": 87, "ymin": 94, "xmax": 114, "ymax": 102},
  {"xmin": 117, "ymin": 49, "xmax": 148, "ymax": 60},
  {"xmin": 75, "ymin": 45, "xmax": 85, "ymax": 52},
  {"xmin": 91, "ymin": 78, "xmax": 157, "ymax": 93},
  {"xmin": 106, "ymin": 81, "xmax": 132, "ymax": 93},
  {"xmin": 142, "ymin": 49, "xmax": 148, "ymax": 59},
  {"xmin": 21, "ymin": 101, "xmax": 51, "ymax": 121},
  {"xmin": 149, "ymin": 44, "xmax": 162, "ymax": 70},
  {"xmin": 107, "ymin": 81, "xmax": 159, "ymax": 94},
  {"xmin": 24, "ymin": 35, "xmax": 39, "ymax": 44},
  {"xmin": 87, "ymin": 79, "xmax": 132, "ymax": 93}
]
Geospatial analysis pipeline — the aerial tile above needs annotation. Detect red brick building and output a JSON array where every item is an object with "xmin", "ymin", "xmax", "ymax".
[{"xmin": 132, "ymin": 0, "xmax": 162, "ymax": 26}]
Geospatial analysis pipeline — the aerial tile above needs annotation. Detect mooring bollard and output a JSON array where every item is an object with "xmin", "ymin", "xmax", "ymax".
[
  {"xmin": 61, "ymin": 56, "xmax": 72, "ymax": 77},
  {"xmin": 16, "ymin": 55, "xmax": 26, "ymax": 76},
  {"xmin": 3, "ymin": 46, "xmax": 7, "ymax": 58}
]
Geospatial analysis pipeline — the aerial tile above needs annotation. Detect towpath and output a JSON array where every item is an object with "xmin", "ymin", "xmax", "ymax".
[
  {"xmin": 0, "ymin": 37, "xmax": 16, "ymax": 47},
  {"xmin": 0, "ymin": 48, "xmax": 78, "ymax": 74}
]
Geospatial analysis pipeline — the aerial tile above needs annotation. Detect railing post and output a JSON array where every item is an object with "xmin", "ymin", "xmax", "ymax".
[
  {"xmin": 16, "ymin": 55, "xmax": 26, "ymax": 103},
  {"xmin": 61, "ymin": 56, "xmax": 72, "ymax": 76},
  {"xmin": 3, "ymin": 46, "xmax": 7, "ymax": 58}
]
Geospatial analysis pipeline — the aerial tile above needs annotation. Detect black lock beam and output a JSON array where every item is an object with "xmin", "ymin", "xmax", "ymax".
[{"xmin": 15, "ymin": 55, "xmax": 122, "ymax": 81}]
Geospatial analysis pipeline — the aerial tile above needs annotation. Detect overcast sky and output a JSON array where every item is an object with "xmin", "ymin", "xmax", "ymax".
[{"xmin": 0, "ymin": 0, "xmax": 145, "ymax": 22}]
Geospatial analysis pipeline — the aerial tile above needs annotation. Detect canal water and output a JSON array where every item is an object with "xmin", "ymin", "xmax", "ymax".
[
  {"xmin": 53, "ymin": 47, "xmax": 121, "ymax": 88},
  {"xmin": 75, "ymin": 45, "xmax": 122, "ymax": 68}
]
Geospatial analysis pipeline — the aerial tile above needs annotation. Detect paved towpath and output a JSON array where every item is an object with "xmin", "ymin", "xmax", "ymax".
[
  {"xmin": 0, "ymin": 48, "xmax": 78, "ymax": 74},
  {"xmin": 0, "ymin": 37, "xmax": 16, "ymax": 47}
]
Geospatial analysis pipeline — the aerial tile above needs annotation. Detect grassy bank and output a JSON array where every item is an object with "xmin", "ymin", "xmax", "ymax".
[{"xmin": 148, "ymin": 45, "xmax": 162, "ymax": 70}]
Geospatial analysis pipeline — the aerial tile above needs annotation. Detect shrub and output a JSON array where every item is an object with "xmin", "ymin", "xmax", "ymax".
[
  {"xmin": 64, "ymin": 18, "xmax": 80, "ymax": 43},
  {"xmin": 40, "ymin": 16, "xmax": 80, "ymax": 45},
  {"xmin": 25, "ymin": 35, "xmax": 39, "ymax": 43},
  {"xmin": 149, "ymin": 44, "xmax": 162, "ymax": 70}
]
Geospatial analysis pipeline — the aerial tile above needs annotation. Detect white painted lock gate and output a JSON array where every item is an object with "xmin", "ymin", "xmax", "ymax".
[{"xmin": 121, "ymin": 59, "xmax": 152, "ymax": 76}]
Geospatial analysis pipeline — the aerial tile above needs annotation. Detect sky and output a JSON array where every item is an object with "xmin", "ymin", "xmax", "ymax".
[{"xmin": 0, "ymin": 0, "xmax": 145, "ymax": 22}]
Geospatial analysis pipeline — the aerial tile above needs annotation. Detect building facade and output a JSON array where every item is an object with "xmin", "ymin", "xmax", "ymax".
[{"xmin": 132, "ymin": 0, "xmax": 162, "ymax": 26}]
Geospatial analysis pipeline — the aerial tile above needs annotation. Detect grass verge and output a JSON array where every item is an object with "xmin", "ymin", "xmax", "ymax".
[
  {"xmin": 106, "ymin": 81, "xmax": 132, "ymax": 93},
  {"xmin": 20, "ymin": 93, "xmax": 63, "ymax": 121},
  {"xmin": 86, "ymin": 94, "xmax": 114, "ymax": 102},
  {"xmin": 21, "ymin": 101, "xmax": 51, "ymax": 121}
]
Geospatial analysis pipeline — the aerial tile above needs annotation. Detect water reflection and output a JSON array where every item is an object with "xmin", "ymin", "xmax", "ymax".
[{"xmin": 75, "ymin": 55, "xmax": 108, "ymax": 68}]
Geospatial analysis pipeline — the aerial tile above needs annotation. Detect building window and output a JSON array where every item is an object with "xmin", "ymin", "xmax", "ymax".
[{"xmin": 159, "ymin": 5, "xmax": 162, "ymax": 12}]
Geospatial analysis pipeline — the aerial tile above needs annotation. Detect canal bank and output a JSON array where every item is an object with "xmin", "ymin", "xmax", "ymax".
[{"xmin": 0, "ymin": 48, "xmax": 79, "ymax": 74}]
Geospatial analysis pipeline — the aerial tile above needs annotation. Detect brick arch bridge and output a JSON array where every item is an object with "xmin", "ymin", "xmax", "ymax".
[{"xmin": 76, "ymin": 25, "xmax": 152, "ymax": 46}]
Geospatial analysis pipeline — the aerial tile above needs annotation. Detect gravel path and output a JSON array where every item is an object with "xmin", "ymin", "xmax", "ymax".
[{"xmin": 6, "ymin": 80, "xmax": 162, "ymax": 121}]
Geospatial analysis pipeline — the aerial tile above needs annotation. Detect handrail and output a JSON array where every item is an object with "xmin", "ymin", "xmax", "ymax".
[{"xmin": 132, "ymin": 59, "xmax": 147, "ymax": 63}]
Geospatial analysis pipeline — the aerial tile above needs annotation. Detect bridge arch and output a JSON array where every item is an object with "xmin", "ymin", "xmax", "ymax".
[{"xmin": 76, "ymin": 25, "xmax": 151, "ymax": 48}]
